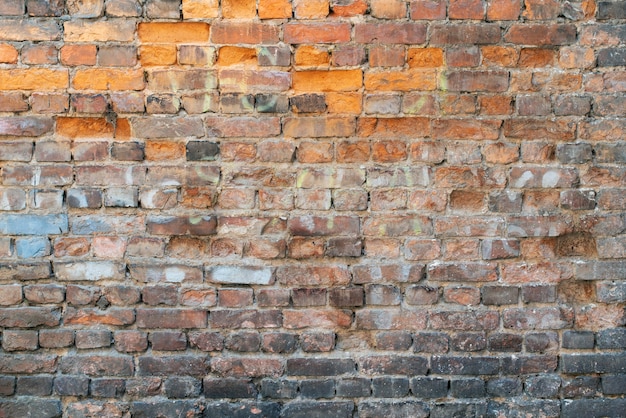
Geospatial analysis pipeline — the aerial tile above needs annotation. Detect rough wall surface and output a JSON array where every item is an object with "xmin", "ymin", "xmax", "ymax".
[{"xmin": 0, "ymin": 0, "xmax": 625, "ymax": 416}]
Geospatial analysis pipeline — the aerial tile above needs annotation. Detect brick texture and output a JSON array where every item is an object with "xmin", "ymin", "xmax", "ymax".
[{"xmin": 0, "ymin": 0, "xmax": 624, "ymax": 414}]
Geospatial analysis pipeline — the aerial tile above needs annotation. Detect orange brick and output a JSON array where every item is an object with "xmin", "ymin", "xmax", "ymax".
[
  {"xmin": 295, "ymin": 45, "xmax": 330, "ymax": 66},
  {"xmin": 145, "ymin": 140, "xmax": 186, "ymax": 161},
  {"xmin": 519, "ymin": 48, "xmax": 556, "ymax": 67},
  {"xmin": 326, "ymin": 92, "xmax": 362, "ymax": 114},
  {"xmin": 0, "ymin": 43, "xmax": 18, "ymax": 64},
  {"xmin": 479, "ymin": 95, "xmax": 513, "ymax": 115},
  {"xmin": 259, "ymin": 0, "xmax": 292, "ymax": 18},
  {"xmin": 139, "ymin": 45, "xmax": 177, "ymax": 66},
  {"xmin": 222, "ymin": 0, "xmax": 256, "ymax": 18},
  {"xmin": 57, "ymin": 117, "xmax": 115, "ymax": 139},
  {"xmin": 0, "ymin": 69, "xmax": 68, "ymax": 90},
  {"xmin": 115, "ymin": 119, "xmax": 132, "ymax": 140},
  {"xmin": 293, "ymin": 70, "xmax": 362, "ymax": 91},
  {"xmin": 73, "ymin": 69, "xmax": 145, "ymax": 91},
  {"xmin": 487, "ymin": 0, "xmax": 521, "ymax": 20},
  {"xmin": 138, "ymin": 22, "xmax": 210, "ymax": 43},
  {"xmin": 60, "ymin": 44, "xmax": 97, "ymax": 66},
  {"xmin": 371, "ymin": 0, "xmax": 407, "ymax": 18},
  {"xmin": 294, "ymin": 0, "xmax": 329, "ymax": 18},
  {"xmin": 365, "ymin": 70, "xmax": 437, "ymax": 91},
  {"xmin": 408, "ymin": 48, "xmax": 444, "ymax": 67},
  {"xmin": 481, "ymin": 46, "xmax": 518, "ymax": 67},
  {"xmin": 331, "ymin": 0, "xmax": 367, "ymax": 16},
  {"xmin": 217, "ymin": 46, "xmax": 257, "ymax": 66},
  {"xmin": 182, "ymin": 0, "xmax": 219, "ymax": 18}
]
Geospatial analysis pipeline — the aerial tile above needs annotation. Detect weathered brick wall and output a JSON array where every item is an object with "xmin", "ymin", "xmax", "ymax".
[{"xmin": 0, "ymin": 0, "xmax": 625, "ymax": 416}]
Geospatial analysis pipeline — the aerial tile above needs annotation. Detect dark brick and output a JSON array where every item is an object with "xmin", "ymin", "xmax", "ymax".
[
  {"xmin": 131, "ymin": 401, "xmax": 204, "ymax": 418},
  {"xmin": 525, "ymin": 332, "xmax": 559, "ymax": 353},
  {"xmin": 138, "ymin": 356, "xmax": 209, "ymax": 377},
  {"xmin": 0, "ymin": 375, "xmax": 15, "ymax": 396},
  {"xmin": 186, "ymin": 141, "xmax": 220, "ymax": 161},
  {"xmin": 292, "ymin": 288, "xmax": 327, "ymax": 306},
  {"xmin": 164, "ymin": 376, "xmax": 202, "ymax": 398},
  {"xmin": 300, "ymin": 379, "xmax": 335, "ymax": 398},
  {"xmin": 261, "ymin": 332, "xmax": 297, "ymax": 353},
  {"xmin": 562, "ymin": 353, "xmax": 626, "ymax": 374},
  {"xmin": 359, "ymin": 355, "xmax": 428, "ymax": 375},
  {"xmin": 0, "ymin": 399, "xmax": 61, "ymax": 418},
  {"xmin": 562, "ymin": 331, "xmax": 595, "ymax": 349},
  {"xmin": 522, "ymin": 285, "xmax": 556, "ymax": 303},
  {"xmin": 597, "ymin": 48, "xmax": 626, "ymax": 66},
  {"xmin": 359, "ymin": 400, "xmax": 429, "ymax": 418},
  {"xmin": 601, "ymin": 374, "xmax": 626, "ymax": 395},
  {"xmin": 525, "ymin": 375, "xmax": 561, "ymax": 398},
  {"xmin": 260, "ymin": 378, "xmax": 298, "ymax": 399},
  {"xmin": 487, "ymin": 400, "xmax": 560, "ymax": 418},
  {"xmin": 329, "ymin": 287, "xmax": 364, "ymax": 307},
  {"xmin": 556, "ymin": 143, "xmax": 593, "ymax": 164},
  {"xmin": 336, "ymin": 378, "xmax": 371, "ymax": 397},
  {"xmin": 203, "ymin": 378, "xmax": 257, "ymax": 398},
  {"xmin": 596, "ymin": 328, "xmax": 626, "ymax": 349},
  {"xmin": 54, "ymin": 375, "xmax": 89, "ymax": 396},
  {"xmin": 561, "ymin": 376, "xmax": 599, "ymax": 398},
  {"xmin": 111, "ymin": 142, "xmax": 145, "ymax": 161},
  {"xmin": 290, "ymin": 94, "xmax": 326, "ymax": 113},
  {"xmin": 598, "ymin": 1, "xmax": 626, "ymax": 19},
  {"xmin": 203, "ymin": 402, "xmax": 282, "ymax": 418},
  {"xmin": 595, "ymin": 143, "xmax": 626, "ymax": 163},
  {"xmin": 410, "ymin": 377, "xmax": 449, "ymax": 398},
  {"xmin": 486, "ymin": 378, "xmax": 522, "ymax": 397},
  {"xmin": 450, "ymin": 378, "xmax": 486, "ymax": 398},
  {"xmin": 562, "ymin": 399, "xmax": 626, "ymax": 418},
  {"xmin": 300, "ymin": 331, "xmax": 335, "ymax": 352},
  {"xmin": 413, "ymin": 332, "xmax": 449, "ymax": 353},
  {"xmin": 502, "ymin": 354, "xmax": 558, "ymax": 374},
  {"xmin": 372, "ymin": 377, "xmax": 409, "ymax": 398},
  {"xmin": 287, "ymin": 358, "xmax": 355, "ymax": 376},
  {"xmin": 431, "ymin": 356, "xmax": 499, "ymax": 375},
  {"xmin": 560, "ymin": 190, "xmax": 596, "ymax": 211},
  {"xmin": 188, "ymin": 331, "xmax": 224, "ymax": 352},
  {"xmin": 430, "ymin": 402, "xmax": 487, "ymax": 418},
  {"xmin": 375, "ymin": 331, "xmax": 412, "ymax": 350},
  {"xmin": 150, "ymin": 331, "xmax": 187, "ymax": 351},
  {"xmin": 75, "ymin": 330, "xmax": 112, "ymax": 349},
  {"xmin": 225, "ymin": 331, "xmax": 261, "ymax": 352},
  {"xmin": 488, "ymin": 333, "xmax": 523, "ymax": 352},
  {"xmin": 90, "ymin": 378, "xmax": 125, "ymax": 398},
  {"xmin": 281, "ymin": 401, "xmax": 354, "ymax": 418},
  {"xmin": 60, "ymin": 355, "xmax": 133, "ymax": 377},
  {"xmin": 451, "ymin": 333, "xmax": 487, "ymax": 352},
  {"xmin": 16, "ymin": 375, "xmax": 53, "ymax": 396}
]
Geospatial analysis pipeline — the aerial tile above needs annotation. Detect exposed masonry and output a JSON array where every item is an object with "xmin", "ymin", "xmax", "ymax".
[{"xmin": 0, "ymin": 0, "xmax": 625, "ymax": 417}]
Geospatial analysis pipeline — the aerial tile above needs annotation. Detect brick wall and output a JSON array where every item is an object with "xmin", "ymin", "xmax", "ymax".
[{"xmin": 0, "ymin": 0, "xmax": 625, "ymax": 416}]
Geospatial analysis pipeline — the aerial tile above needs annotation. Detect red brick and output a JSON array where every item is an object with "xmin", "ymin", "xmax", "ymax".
[
  {"xmin": 211, "ymin": 23, "xmax": 279, "ymax": 44},
  {"xmin": 449, "ymin": 0, "xmax": 486, "ymax": 19},
  {"xmin": 505, "ymin": 24, "xmax": 577, "ymax": 45},
  {"xmin": 285, "ymin": 23, "xmax": 351, "ymax": 44},
  {"xmin": 355, "ymin": 23, "xmax": 427, "ymax": 44}
]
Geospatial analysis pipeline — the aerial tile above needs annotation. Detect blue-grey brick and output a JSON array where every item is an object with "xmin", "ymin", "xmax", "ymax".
[
  {"xmin": 54, "ymin": 375, "xmax": 89, "ymax": 396},
  {"xmin": 556, "ymin": 143, "xmax": 593, "ymax": 164},
  {"xmin": 131, "ymin": 401, "xmax": 204, "ymax": 418},
  {"xmin": 0, "ymin": 399, "xmax": 61, "ymax": 418},
  {"xmin": 486, "ymin": 378, "xmax": 522, "ymax": 397},
  {"xmin": 600, "ymin": 374, "xmax": 626, "ymax": 396},
  {"xmin": 451, "ymin": 378, "xmax": 485, "ymax": 398},
  {"xmin": 411, "ymin": 377, "xmax": 448, "ymax": 398},
  {"xmin": 431, "ymin": 401, "xmax": 487, "ymax": 418},
  {"xmin": 359, "ymin": 400, "xmax": 429, "ymax": 418},
  {"xmin": 597, "ymin": 282, "xmax": 626, "ymax": 303},
  {"xmin": 203, "ymin": 378, "xmax": 257, "ymax": 399},
  {"xmin": 431, "ymin": 356, "xmax": 499, "ymax": 375},
  {"xmin": 90, "ymin": 378, "xmax": 125, "ymax": 398},
  {"xmin": 300, "ymin": 379, "xmax": 335, "ymax": 398},
  {"xmin": 105, "ymin": 187, "xmax": 138, "ymax": 207},
  {"xmin": 372, "ymin": 377, "xmax": 409, "ymax": 398},
  {"xmin": 260, "ymin": 378, "xmax": 298, "ymax": 399},
  {"xmin": 575, "ymin": 261, "xmax": 626, "ymax": 280},
  {"xmin": 204, "ymin": 402, "xmax": 281, "ymax": 418},
  {"xmin": 16, "ymin": 375, "xmax": 53, "ymax": 396},
  {"xmin": 487, "ymin": 400, "xmax": 560, "ymax": 418},
  {"xmin": 597, "ymin": 328, "xmax": 626, "ymax": 349},
  {"xmin": 0, "ymin": 214, "xmax": 68, "ymax": 235},
  {"xmin": 164, "ymin": 376, "xmax": 202, "ymax": 398},
  {"xmin": 282, "ymin": 401, "xmax": 354, "ymax": 418},
  {"xmin": 525, "ymin": 375, "xmax": 561, "ymax": 398},
  {"xmin": 595, "ymin": 143, "xmax": 626, "ymax": 163},
  {"xmin": 562, "ymin": 353, "xmax": 626, "ymax": 374},
  {"xmin": 598, "ymin": 48, "xmax": 626, "ymax": 66},
  {"xmin": 15, "ymin": 237, "xmax": 50, "ymax": 258},
  {"xmin": 562, "ymin": 398, "xmax": 626, "ymax": 418},
  {"xmin": 562, "ymin": 331, "xmax": 595, "ymax": 349},
  {"xmin": 598, "ymin": 1, "xmax": 626, "ymax": 19},
  {"xmin": 336, "ymin": 378, "xmax": 371, "ymax": 397}
]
